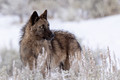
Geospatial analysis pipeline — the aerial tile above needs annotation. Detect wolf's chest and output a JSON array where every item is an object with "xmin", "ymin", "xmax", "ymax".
[{"xmin": 33, "ymin": 40, "xmax": 52, "ymax": 55}]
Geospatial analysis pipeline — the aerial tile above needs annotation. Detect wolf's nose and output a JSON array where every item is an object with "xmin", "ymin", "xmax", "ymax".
[
  {"xmin": 51, "ymin": 34, "xmax": 54, "ymax": 38},
  {"xmin": 50, "ymin": 34, "xmax": 54, "ymax": 39}
]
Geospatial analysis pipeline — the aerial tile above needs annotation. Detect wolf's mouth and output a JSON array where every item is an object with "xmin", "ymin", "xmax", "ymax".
[{"xmin": 44, "ymin": 34, "xmax": 55, "ymax": 40}]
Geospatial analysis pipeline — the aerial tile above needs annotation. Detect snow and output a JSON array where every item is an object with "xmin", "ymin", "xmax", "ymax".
[
  {"xmin": 0, "ymin": 15, "xmax": 22, "ymax": 50},
  {"xmin": 0, "ymin": 14, "xmax": 120, "ymax": 59}
]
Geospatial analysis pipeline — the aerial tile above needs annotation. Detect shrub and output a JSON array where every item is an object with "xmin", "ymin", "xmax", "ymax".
[{"xmin": 0, "ymin": 47, "xmax": 120, "ymax": 80}]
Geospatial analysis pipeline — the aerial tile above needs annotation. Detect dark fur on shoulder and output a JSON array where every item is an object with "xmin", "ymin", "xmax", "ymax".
[{"xmin": 20, "ymin": 10, "xmax": 82, "ymax": 75}]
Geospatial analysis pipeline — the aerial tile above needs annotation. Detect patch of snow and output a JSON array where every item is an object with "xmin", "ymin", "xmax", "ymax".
[{"xmin": 0, "ymin": 15, "xmax": 22, "ymax": 50}]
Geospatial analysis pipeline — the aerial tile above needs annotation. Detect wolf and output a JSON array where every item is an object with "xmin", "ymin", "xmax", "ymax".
[{"xmin": 20, "ymin": 10, "xmax": 82, "ymax": 74}]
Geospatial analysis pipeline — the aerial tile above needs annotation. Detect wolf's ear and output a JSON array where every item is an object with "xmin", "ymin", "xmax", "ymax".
[
  {"xmin": 30, "ymin": 11, "xmax": 39, "ymax": 25},
  {"xmin": 40, "ymin": 10, "xmax": 47, "ymax": 20}
]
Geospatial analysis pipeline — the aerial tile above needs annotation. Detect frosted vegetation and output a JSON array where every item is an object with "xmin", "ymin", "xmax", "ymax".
[{"xmin": 0, "ymin": 47, "xmax": 120, "ymax": 80}]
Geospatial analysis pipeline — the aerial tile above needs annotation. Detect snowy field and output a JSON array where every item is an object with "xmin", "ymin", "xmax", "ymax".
[{"xmin": 0, "ymin": 14, "xmax": 120, "ymax": 59}]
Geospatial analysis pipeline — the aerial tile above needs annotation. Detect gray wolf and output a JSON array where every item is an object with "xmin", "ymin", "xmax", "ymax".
[{"xmin": 20, "ymin": 10, "xmax": 81, "ymax": 75}]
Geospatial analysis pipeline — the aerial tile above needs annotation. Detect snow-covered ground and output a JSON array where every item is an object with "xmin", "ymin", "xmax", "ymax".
[{"xmin": 0, "ymin": 14, "xmax": 120, "ymax": 59}]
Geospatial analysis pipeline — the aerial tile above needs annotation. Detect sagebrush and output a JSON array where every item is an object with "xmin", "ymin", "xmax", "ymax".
[{"xmin": 0, "ymin": 46, "xmax": 120, "ymax": 80}]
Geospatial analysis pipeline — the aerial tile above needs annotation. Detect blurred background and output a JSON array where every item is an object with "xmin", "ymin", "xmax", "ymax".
[
  {"xmin": 0, "ymin": 0, "xmax": 120, "ymax": 76},
  {"xmin": 0, "ymin": 0, "xmax": 120, "ymax": 21}
]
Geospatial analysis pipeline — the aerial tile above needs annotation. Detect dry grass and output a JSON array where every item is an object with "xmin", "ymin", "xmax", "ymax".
[
  {"xmin": 0, "ymin": 46, "xmax": 120, "ymax": 80},
  {"xmin": 1, "ymin": 0, "xmax": 120, "ymax": 21}
]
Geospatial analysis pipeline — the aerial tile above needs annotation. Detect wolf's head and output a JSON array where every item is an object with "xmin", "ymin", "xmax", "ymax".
[{"xmin": 28, "ymin": 10, "xmax": 54, "ymax": 40}]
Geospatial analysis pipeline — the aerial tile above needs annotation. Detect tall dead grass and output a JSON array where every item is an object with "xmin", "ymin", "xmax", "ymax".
[{"xmin": 0, "ymin": 47, "xmax": 120, "ymax": 80}]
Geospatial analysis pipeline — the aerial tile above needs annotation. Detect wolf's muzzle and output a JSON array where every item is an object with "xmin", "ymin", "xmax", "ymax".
[{"xmin": 50, "ymin": 33, "xmax": 54, "ymax": 40}]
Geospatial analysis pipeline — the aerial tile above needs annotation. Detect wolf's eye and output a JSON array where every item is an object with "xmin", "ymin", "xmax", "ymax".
[
  {"xmin": 39, "ymin": 25, "xmax": 45, "ymax": 31},
  {"xmin": 40, "ymin": 26, "xmax": 43, "ymax": 29},
  {"xmin": 39, "ymin": 24, "xmax": 45, "ymax": 29}
]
